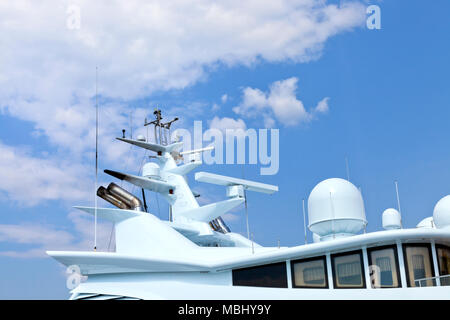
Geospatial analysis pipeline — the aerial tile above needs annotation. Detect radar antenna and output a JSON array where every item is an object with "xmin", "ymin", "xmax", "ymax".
[{"xmin": 144, "ymin": 108, "xmax": 178, "ymax": 145}]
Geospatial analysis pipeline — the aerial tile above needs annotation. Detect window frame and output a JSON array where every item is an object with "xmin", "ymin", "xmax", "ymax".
[
  {"xmin": 402, "ymin": 243, "xmax": 435, "ymax": 287},
  {"xmin": 232, "ymin": 261, "xmax": 288, "ymax": 288},
  {"xmin": 367, "ymin": 244, "xmax": 402, "ymax": 288},
  {"xmin": 290, "ymin": 255, "xmax": 329, "ymax": 289},
  {"xmin": 331, "ymin": 249, "xmax": 366, "ymax": 289},
  {"xmin": 435, "ymin": 244, "xmax": 450, "ymax": 282}
]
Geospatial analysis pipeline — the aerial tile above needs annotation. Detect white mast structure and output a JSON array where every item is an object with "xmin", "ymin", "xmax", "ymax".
[{"xmin": 47, "ymin": 109, "xmax": 450, "ymax": 300}]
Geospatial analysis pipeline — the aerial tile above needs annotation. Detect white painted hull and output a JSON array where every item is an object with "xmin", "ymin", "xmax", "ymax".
[{"xmin": 70, "ymin": 272, "xmax": 450, "ymax": 300}]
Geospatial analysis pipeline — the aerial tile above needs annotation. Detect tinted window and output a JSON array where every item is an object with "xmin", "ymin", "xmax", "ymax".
[
  {"xmin": 331, "ymin": 250, "xmax": 366, "ymax": 289},
  {"xmin": 291, "ymin": 256, "xmax": 328, "ymax": 288},
  {"xmin": 436, "ymin": 245, "xmax": 450, "ymax": 286},
  {"xmin": 232, "ymin": 262, "xmax": 288, "ymax": 288},
  {"xmin": 368, "ymin": 245, "xmax": 401, "ymax": 288},
  {"xmin": 403, "ymin": 244, "xmax": 435, "ymax": 287}
]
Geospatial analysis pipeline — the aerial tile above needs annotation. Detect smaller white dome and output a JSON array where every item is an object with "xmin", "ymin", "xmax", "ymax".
[
  {"xmin": 416, "ymin": 217, "xmax": 435, "ymax": 229},
  {"xmin": 142, "ymin": 162, "xmax": 161, "ymax": 180},
  {"xmin": 382, "ymin": 208, "xmax": 402, "ymax": 230},
  {"xmin": 136, "ymin": 135, "xmax": 146, "ymax": 142},
  {"xmin": 433, "ymin": 195, "xmax": 450, "ymax": 229}
]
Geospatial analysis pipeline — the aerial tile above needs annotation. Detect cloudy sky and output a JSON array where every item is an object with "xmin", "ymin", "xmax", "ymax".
[{"xmin": 1, "ymin": 0, "xmax": 450, "ymax": 298}]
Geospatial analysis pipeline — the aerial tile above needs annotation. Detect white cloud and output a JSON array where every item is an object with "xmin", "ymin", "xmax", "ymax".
[
  {"xmin": 0, "ymin": 0, "xmax": 364, "ymax": 148},
  {"xmin": 209, "ymin": 116, "xmax": 247, "ymax": 134},
  {"xmin": 0, "ymin": 1, "xmax": 365, "ymax": 99},
  {"xmin": 221, "ymin": 94, "xmax": 228, "ymax": 104},
  {"xmin": 222, "ymin": 213, "xmax": 241, "ymax": 223},
  {"xmin": 314, "ymin": 97, "xmax": 330, "ymax": 114},
  {"xmin": 212, "ymin": 103, "xmax": 220, "ymax": 112},
  {"xmin": 0, "ymin": 141, "xmax": 93, "ymax": 205},
  {"xmin": 233, "ymin": 77, "xmax": 330, "ymax": 127},
  {"xmin": 0, "ymin": 211, "xmax": 114, "ymax": 258},
  {"xmin": 0, "ymin": 224, "xmax": 74, "ymax": 247},
  {"xmin": 0, "ymin": 0, "xmax": 363, "ymax": 205}
]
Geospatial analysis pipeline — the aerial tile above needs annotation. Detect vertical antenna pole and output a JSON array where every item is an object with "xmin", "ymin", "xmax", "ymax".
[
  {"xmin": 130, "ymin": 112, "xmax": 133, "ymax": 140},
  {"xmin": 244, "ymin": 189, "xmax": 250, "ymax": 239},
  {"xmin": 168, "ymin": 127, "xmax": 171, "ymax": 144},
  {"xmin": 94, "ymin": 67, "xmax": 98, "ymax": 251},
  {"xmin": 145, "ymin": 118, "xmax": 149, "ymax": 142},
  {"xmin": 241, "ymin": 167, "xmax": 250, "ymax": 239},
  {"xmin": 345, "ymin": 156, "xmax": 350, "ymax": 181},
  {"xmin": 395, "ymin": 180, "xmax": 403, "ymax": 227},
  {"xmin": 302, "ymin": 198, "xmax": 308, "ymax": 244},
  {"xmin": 251, "ymin": 232, "xmax": 254, "ymax": 254}
]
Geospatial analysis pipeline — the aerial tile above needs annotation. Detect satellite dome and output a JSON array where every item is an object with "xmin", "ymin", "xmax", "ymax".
[
  {"xmin": 136, "ymin": 135, "xmax": 146, "ymax": 142},
  {"xmin": 142, "ymin": 162, "xmax": 161, "ymax": 180},
  {"xmin": 382, "ymin": 208, "xmax": 402, "ymax": 230},
  {"xmin": 416, "ymin": 217, "xmax": 435, "ymax": 229},
  {"xmin": 433, "ymin": 195, "xmax": 450, "ymax": 229},
  {"xmin": 308, "ymin": 178, "xmax": 367, "ymax": 240}
]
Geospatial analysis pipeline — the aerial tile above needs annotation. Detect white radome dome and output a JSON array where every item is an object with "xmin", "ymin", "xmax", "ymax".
[
  {"xmin": 382, "ymin": 208, "xmax": 402, "ymax": 230},
  {"xmin": 433, "ymin": 195, "xmax": 450, "ymax": 229},
  {"xmin": 308, "ymin": 178, "xmax": 367, "ymax": 240},
  {"xmin": 136, "ymin": 135, "xmax": 146, "ymax": 142},
  {"xmin": 142, "ymin": 162, "xmax": 161, "ymax": 180},
  {"xmin": 416, "ymin": 216, "xmax": 435, "ymax": 229}
]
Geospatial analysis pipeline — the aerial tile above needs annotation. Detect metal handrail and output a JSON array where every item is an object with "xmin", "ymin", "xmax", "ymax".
[{"xmin": 414, "ymin": 274, "xmax": 450, "ymax": 287}]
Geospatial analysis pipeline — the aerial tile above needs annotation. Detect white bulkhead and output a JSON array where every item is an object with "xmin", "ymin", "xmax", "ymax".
[{"xmin": 308, "ymin": 178, "xmax": 367, "ymax": 240}]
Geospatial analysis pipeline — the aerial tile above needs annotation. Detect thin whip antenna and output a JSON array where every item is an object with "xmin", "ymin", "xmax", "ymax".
[
  {"xmin": 251, "ymin": 233, "xmax": 254, "ymax": 254},
  {"xmin": 345, "ymin": 156, "xmax": 350, "ymax": 181},
  {"xmin": 302, "ymin": 198, "xmax": 308, "ymax": 244},
  {"xmin": 244, "ymin": 189, "xmax": 250, "ymax": 239},
  {"xmin": 242, "ymin": 167, "xmax": 250, "ymax": 239},
  {"xmin": 394, "ymin": 180, "xmax": 403, "ymax": 227},
  {"xmin": 94, "ymin": 66, "xmax": 98, "ymax": 251},
  {"xmin": 130, "ymin": 111, "xmax": 133, "ymax": 140}
]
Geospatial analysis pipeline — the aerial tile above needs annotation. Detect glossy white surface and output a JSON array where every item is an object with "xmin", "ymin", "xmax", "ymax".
[
  {"xmin": 433, "ymin": 195, "xmax": 450, "ymax": 228},
  {"xmin": 308, "ymin": 178, "xmax": 367, "ymax": 237},
  {"xmin": 382, "ymin": 208, "xmax": 402, "ymax": 230}
]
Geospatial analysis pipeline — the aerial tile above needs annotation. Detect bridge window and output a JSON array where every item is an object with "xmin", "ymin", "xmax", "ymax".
[
  {"xmin": 331, "ymin": 250, "xmax": 366, "ymax": 289},
  {"xmin": 291, "ymin": 256, "xmax": 328, "ymax": 288},
  {"xmin": 436, "ymin": 245, "xmax": 450, "ymax": 286},
  {"xmin": 232, "ymin": 262, "xmax": 288, "ymax": 288},
  {"xmin": 367, "ymin": 245, "xmax": 401, "ymax": 288},
  {"xmin": 403, "ymin": 244, "xmax": 435, "ymax": 287}
]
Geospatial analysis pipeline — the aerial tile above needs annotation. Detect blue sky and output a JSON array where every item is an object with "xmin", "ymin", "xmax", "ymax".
[{"xmin": 1, "ymin": 0, "xmax": 450, "ymax": 299}]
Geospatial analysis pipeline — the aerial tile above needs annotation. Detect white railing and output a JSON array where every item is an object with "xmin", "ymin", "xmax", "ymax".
[{"xmin": 415, "ymin": 274, "xmax": 450, "ymax": 287}]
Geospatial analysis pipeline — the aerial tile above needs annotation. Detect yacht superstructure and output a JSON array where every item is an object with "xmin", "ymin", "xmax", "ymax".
[{"xmin": 47, "ymin": 110, "xmax": 450, "ymax": 300}]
